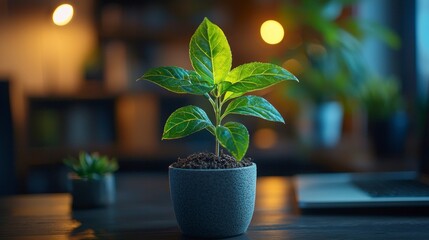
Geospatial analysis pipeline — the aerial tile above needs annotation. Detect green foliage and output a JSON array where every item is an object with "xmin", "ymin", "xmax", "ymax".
[
  {"xmin": 140, "ymin": 67, "xmax": 213, "ymax": 95},
  {"xmin": 189, "ymin": 18, "xmax": 232, "ymax": 85},
  {"xmin": 64, "ymin": 152, "xmax": 118, "ymax": 180},
  {"xmin": 359, "ymin": 76, "xmax": 403, "ymax": 120},
  {"xmin": 162, "ymin": 106, "xmax": 215, "ymax": 140},
  {"xmin": 224, "ymin": 63, "xmax": 297, "ymax": 95},
  {"xmin": 280, "ymin": 0, "xmax": 400, "ymax": 104},
  {"xmin": 138, "ymin": 18, "xmax": 298, "ymax": 161},
  {"xmin": 216, "ymin": 122, "xmax": 249, "ymax": 161},
  {"xmin": 223, "ymin": 96, "xmax": 285, "ymax": 123}
]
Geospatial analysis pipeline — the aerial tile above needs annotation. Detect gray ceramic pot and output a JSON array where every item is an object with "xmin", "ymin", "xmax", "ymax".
[
  {"xmin": 70, "ymin": 173, "xmax": 116, "ymax": 209},
  {"xmin": 169, "ymin": 163, "xmax": 257, "ymax": 238}
]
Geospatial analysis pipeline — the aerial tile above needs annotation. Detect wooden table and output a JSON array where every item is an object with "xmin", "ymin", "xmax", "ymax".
[{"xmin": 1, "ymin": 173, "xmax": 429, "ymax": 239}]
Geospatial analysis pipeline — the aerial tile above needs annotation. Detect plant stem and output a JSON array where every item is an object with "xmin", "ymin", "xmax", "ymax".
[
  {"xmin": 204, "ymin": 93, "xmax": 216, "ymax": 109},
  {"xmin": 205, "ymin": 93, "xmax": 221, "ymax": 156},
  {"xmin": 215, "ymin": 96, "xmax": 221, "ymax": 157},
  {"xmin": 215, "ymin": 139, "xmax": 220, "ymax": 158}
]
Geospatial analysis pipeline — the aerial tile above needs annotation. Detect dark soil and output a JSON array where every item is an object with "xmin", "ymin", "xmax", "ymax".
[{"xmin": 171, "ymin": 152, "xmax": 253, "ymax": 169}]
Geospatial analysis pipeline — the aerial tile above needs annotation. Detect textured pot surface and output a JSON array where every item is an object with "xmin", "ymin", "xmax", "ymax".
[
  {"xmin": 71, "ymin": 174, "xmax": 116, "ymax": 209},
  {"xmin": 169, "ymin": 163, "xmax": 257, "ymax": 238}
]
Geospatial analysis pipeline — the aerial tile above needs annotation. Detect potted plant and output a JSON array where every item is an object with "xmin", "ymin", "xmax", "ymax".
[
  {"xmin": 359, "ymin": 76, "xmax": 407, "ymax": 158},
  {"xmin": 280, "ymin": 0, "xmax": 399, "ymax": 147},
  {"xmin": 64, "ymin": 152, "xmax": 118, "ymax": 209},
  {"xmin": 138, "ymin": 18, "xmax": 297, "ymax": 238},
  {"xmin": 289, "ymin": 67, "xmax": 349, "ymax": 147}
]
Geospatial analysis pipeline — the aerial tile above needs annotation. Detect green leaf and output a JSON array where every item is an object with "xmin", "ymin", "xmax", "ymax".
[
  {"xmin": 82, "ymin": 153, "xmax": 92, "ymax": 169},
  {"xmin": 138, "ymin": 66, "xmax": 214, "ymax": 95},
  {"xmin": 217, "ymin": 81, "xmax": 232, "ymax": 97},
  {"xmin": 189, "ymin": 17, "xmax": 232, "ymax": 85},
  {"xmin": 182, "ymin": 71, "xmax": 215, "ymax": 94},
  {"xmin": 163, "ymin": 105, "xmax": 214, "ymax": 139},
  {"xmin": 216, "ymin": 122, "xmax": 249, "ymax": 161},
  {"xmin": 223, "ymin": 62, "xmax": 298, "ymax": 99},
  {"xmin": 223, "ymin": 95, "xmax": 285, "ymax": 123}
]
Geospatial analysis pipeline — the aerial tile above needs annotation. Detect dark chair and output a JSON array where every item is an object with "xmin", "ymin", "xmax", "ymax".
[{"xmin": 0, "ymin": 79, "xmax": 16, "ymax": 195}]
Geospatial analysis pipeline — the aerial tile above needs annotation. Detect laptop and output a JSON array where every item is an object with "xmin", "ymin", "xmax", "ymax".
[{"xmin": 293, "ymin": 105, "xmax": 429, "ymax": 210}]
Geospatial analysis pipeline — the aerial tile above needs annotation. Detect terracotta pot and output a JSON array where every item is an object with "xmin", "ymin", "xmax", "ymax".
[{"xmin": 169, "ymin": 163, "xmax": 257, "ymax": 238}]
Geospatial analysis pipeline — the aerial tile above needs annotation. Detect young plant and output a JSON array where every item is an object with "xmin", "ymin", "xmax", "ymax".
[
  {"xmin": 138, "ymin": 18, "xmax": 298, "ymax": 161},
  {"xmin": 64, "ymin": 152, "xmax": 118, "ymax": 180}
]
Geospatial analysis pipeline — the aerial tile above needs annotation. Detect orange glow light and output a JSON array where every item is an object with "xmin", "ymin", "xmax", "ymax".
[
  {"xmin": 53, "ymin": 4, "xmax": 74, "ymax": 26},
  {"xmin": 253, "ymin": 128, "xmax": 278, "ymax": 149},
  {"xmin": 260, "ymin": 20, "xmax": 285, "ymax": 45}
]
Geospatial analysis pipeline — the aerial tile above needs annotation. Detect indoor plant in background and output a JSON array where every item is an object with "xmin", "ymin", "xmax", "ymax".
[
  {"xmin": 138, "ymin": 18, "xmax": 298, "ymax": 238},
  {"xmin": 64, "ymin": 152, "xmax": 118, "ymax": 209},
  {"xmin": 280, "ymin": 0, "xmax": 399, "ymax": 147},
  {"xmin": 359, "ymin": 76, "xmax": 407, "ymax": 158}
]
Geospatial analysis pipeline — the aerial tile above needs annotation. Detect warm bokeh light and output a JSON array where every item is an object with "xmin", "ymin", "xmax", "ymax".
[
  {"xmin": 253, "ymin": 128, "xmax": 278, "ymax": 149},
  {"xmin": 260, "ymin": 20, "xmax": 284, "ymax": 45},
  {"xmin": 52, "ymin": 4, "xmax": 74, "ymax": 26},
  {"xmin": 255, "ymin": 177, "xmax": 289, "ymax": 214}
]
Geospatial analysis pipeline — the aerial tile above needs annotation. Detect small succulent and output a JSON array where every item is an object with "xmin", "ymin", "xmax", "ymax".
[
  {"xmin": 64, "ymin": 152, "xmax": 118, "ymax": 180},
  {"xmin": 138, "ymin": 18, "xmax": 297, "ymax": 161}
]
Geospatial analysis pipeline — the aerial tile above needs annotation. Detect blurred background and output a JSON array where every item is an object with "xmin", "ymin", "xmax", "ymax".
[{"xmin": 1, "ymin": 0, "xmax": 428, "ymax": 194}]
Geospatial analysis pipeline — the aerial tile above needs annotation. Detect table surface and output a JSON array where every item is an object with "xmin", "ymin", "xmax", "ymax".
[{"xmin": 1, "ymin": 173, "xmax": 429, "ymax": 240}]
